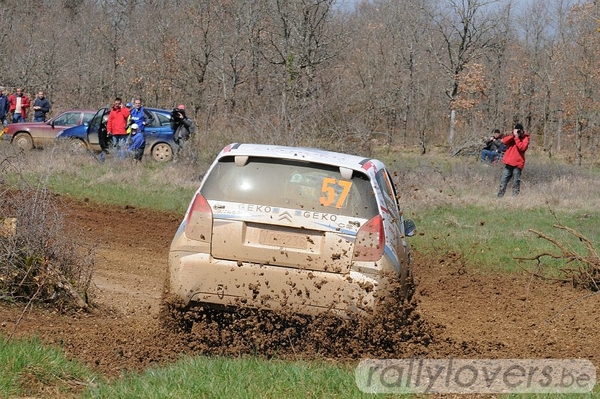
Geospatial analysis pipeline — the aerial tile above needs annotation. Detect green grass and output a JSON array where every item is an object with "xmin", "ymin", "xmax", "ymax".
[
  {"xmin": 0, "ymin": 334, "xmax": 98, "ymax": 398},
  {"xmin": 82, "ymin": 356, "xmax": 377, "ymax": 399},
  {"xmin": 411, "ymin": 205, "xmax": 600, "ymax": 273}
]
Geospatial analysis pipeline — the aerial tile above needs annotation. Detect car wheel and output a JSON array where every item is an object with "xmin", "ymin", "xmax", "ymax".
[
  {"xmin": 13, "ymin": 133, "xmax": 33, "ymax": 150},
  {"xmin": 152, "ymin": 143, "xmax": 173, "ymax": 162},
  {"xmin": 69, "ymin": 139, "xmax": 88, "ymax": 153}
]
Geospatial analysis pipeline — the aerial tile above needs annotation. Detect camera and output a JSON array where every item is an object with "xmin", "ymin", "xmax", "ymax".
[{"xmin": 171, "ymin": 108, "xmax": 182, "ymax": 120}]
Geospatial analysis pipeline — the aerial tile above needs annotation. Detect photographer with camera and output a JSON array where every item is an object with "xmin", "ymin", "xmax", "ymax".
[
  {"xmin": 497, "ymin": 123, "xmax": 530, "ymax": 197},
  {"xmin": 170, "ymin": 104, "xmax": 196, "ymax": 162},
  {"xmin": 481, "ymin": 128, "xmax": 506, "ymax": 163}
]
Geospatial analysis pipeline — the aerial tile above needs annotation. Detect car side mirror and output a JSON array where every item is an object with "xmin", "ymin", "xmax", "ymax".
[{"xmin": 404, "ymin": 219, "xmax": 416, "ymax": 237}]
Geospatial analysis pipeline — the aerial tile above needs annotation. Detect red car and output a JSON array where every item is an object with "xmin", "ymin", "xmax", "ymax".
[{"xmin": 3, "ymin": 109, "xmax": 96, "ymax": 150}]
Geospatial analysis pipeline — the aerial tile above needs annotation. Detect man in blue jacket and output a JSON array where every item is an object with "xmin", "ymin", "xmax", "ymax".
[
  {"xmin": 0, "ymin": 87, "xmax": 9, "ymax": 128},
  {"xmin": 127, "ymin": 123, "xmax": 145, "ymax": 161},
  {"xmin": 129, "ymin": 97, "xmax": 146, "ymax": 133}
]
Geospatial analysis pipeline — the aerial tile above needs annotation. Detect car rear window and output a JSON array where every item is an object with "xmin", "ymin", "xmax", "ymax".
[{"xmin": 201, "ymin": 156, "xmax": 379, "ymax": 219}]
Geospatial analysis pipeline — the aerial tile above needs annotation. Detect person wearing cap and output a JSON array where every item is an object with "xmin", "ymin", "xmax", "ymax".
[
  {"xmin": 0, "ymin": 87, "xmax": 9, "ymax": 128},
  {"xmin": 497, "ymin": 123, "xmax": 530, "ymax": 197},
  {"xmin": 126, "ymin": 123, "xmax": 145, "ymax": 161},
  {"xmin": 170, "ymin": 104, "xmax": 196, "ymax": 161},
  {"xmin": 481, "ymin": 128, "xmax": 506, "ymax": 163}
]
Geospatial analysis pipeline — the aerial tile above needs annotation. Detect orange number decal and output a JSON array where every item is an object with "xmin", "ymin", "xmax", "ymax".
[
  {"xmin": 320, "ymin": 177, "xmax": 336, "ymax": 206},
  {"xmin": 336, "ymin": 180, "xmax": 352, "ymax": 208},
  {"xmin": 320, "ymin": 178, "xmax": 353, "ymax": 208}
]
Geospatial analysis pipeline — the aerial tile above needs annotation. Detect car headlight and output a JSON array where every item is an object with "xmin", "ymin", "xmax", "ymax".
[{"xmin": 55, "ymin": 130, "xmax": 65, "ymax": 139}]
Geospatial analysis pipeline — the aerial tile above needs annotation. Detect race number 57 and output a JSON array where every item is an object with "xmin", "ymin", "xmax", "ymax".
[{"xmin": 320, "ymin": 177, "xmax": 352, "ymax": 208}]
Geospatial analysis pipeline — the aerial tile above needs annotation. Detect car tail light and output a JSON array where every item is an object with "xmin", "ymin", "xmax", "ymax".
[
  {"xmin": 184, "ymin": 193, "xmax": 213, "ymax": 242},
  {"xmin": 353, "ymin": 215, "xmax": 385, "ymax": 261}
]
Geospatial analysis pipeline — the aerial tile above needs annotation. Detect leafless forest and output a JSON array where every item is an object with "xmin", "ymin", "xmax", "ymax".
[{"xmin": 1, "ymin": 0, "xmax": 599, "ymax": 159}]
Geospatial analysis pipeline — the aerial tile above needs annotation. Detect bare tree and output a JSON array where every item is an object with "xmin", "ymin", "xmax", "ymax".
[{"xmin": 424, "ymin": 0, "xmax": 508, "ymax": 147}]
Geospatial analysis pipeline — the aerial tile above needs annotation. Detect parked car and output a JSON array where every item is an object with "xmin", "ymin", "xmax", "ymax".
[
  {"xmin": 167, "ymin": 143, "xmax": 416, "ymax": 318},
  {"xmin": 55, "ymin": 107, "xmax": 176, "ymax": 162},
  {"xmin": 3, "ymin": 109, "xmax": 96, "ymax": 150}
]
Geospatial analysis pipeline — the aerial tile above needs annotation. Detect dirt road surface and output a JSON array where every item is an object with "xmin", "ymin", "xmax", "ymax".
[{"xmin": 1, "ymin": 197, "xmax": 598, "ymax": 381}]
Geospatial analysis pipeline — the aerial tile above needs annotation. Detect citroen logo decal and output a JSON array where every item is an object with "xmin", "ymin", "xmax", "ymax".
[{"xmin": 278, "ymin": 211, "xmax": 292, "ymax": 222}]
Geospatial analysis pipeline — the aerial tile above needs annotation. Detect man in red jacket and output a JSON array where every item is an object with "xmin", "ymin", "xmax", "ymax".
[
  {"xmin": 8, "ymin": 87, "xmax": 30, "ymax": 123},
  {"xmin": 497, "ymin": 123, "xmax": 530, "ymax": 197},
  {"xmin": 106, "ymin": 97, "xmax": 130, "ymax": 150}
]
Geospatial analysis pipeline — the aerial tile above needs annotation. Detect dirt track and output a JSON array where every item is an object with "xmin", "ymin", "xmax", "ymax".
[{"xmin": 1, "ymin": 197, "xmax": 599, "ymax": 380}]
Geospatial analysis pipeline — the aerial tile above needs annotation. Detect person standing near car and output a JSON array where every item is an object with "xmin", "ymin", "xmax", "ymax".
[
  {"xmin": 0, "ymin": 87, "xmax": 9, "ymax": 128},
  {"xmin": 129, "ymin": 97, "xmax": 146, "ymax": 134},
  {"xmin": 8, "ymin": 87, "xmax": 30, "ymax": 123},
  {"xmin": 106, "ymin": 97, "xmax": 130, "ymax": 151},
  {"xmin": 32, "ymin": 91, "xmax": 51, "ymax": 122},
  {"xmin": 170, "ymin": 104, "xmax": 196, "ymax": 162},
  {"xmin": 497, "ymin": 123, "xmax": 530, "ymax": 197}
]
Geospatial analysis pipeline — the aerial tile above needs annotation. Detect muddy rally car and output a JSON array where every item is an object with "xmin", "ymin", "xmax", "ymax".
[{"xmin": 167, "ymin": 143, "xmax": 415, "ymax": 318}]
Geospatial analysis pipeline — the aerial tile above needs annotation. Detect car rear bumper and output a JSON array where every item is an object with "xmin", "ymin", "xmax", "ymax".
[{"xmin": 168, "ymin": 251, "xmax": 386, "ymax": 317}]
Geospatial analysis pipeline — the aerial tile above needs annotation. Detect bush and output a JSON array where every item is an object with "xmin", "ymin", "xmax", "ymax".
[{"xmin": 0, "ymin": 151, "xmax": 95, "ymax": 311}]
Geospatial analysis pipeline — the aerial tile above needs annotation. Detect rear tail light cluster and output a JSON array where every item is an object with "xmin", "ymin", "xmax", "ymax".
[
  {"xmin": 353, "ymin": 214, "xmax": 385, "ymax": 261},
  {"xmin": 184, "ymin": 193, "xmax": 213, "ymax": 242}
]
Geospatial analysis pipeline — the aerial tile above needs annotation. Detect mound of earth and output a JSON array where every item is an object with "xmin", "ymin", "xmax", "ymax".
[{"xmin": 1, "ymin": 197, "xmax": 598, "ymax": 379}]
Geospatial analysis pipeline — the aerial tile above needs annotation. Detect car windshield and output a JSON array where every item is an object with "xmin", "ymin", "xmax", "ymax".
[
  {"xmin": 53, "ymin": 112, "xmax": 80, "ymax": 126},
  {"xmin": 201, "ymin": 156, "xmax": 379, "ymax": 219}
]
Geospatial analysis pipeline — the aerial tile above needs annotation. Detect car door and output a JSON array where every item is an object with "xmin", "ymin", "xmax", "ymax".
[{"xmin": 87, "ymin": 107, "xmax": 110, "ymax": 151}]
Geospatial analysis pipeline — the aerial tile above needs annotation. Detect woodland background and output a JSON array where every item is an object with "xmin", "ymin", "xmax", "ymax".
[{"xmin": 1, "ymin": 0, "xmax": 599, "ymax": 162}]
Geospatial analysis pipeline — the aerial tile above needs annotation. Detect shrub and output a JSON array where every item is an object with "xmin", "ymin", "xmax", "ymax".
[{"xmin": 0, "ymin": 151, "xmax": 95, "ymax": 311}]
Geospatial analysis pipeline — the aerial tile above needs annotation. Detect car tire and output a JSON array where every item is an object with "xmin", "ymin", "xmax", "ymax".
[
  {"xmin": 13, "ymin": 133, "xmax": 33, "ymax": 150},
  {"xmin": 152, "ymin": 143, "xmax": 173, "ymax": 162},
  {"xmin": 69, "ymin": 139, "xmax": 88, "ymax": 153}
]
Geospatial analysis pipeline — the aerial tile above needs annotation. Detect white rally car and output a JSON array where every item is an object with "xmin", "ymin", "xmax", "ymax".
[{"xmin": 168, "ymin": 143, "xmax": 415, "ymax": 317}]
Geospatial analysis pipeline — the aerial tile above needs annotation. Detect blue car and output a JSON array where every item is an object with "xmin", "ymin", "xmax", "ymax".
[{"xmin": 56, "ymin": 107, "xmax": 176, "ymax": 162}]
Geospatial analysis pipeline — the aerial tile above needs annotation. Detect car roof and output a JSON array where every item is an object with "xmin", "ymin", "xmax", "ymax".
[
  {"xmin": 99, "ymin": 106, "xmax": 170, "ymax": 115},
  {"xmin": 145, "ymin": 107, "xmax": 170, "ymax": 115},
  {"xmin": 219, "ymin": 143, "xmax": 386, "ymax": 173},
  {"xmin": 49, "ymin": 109, "xmax": 97, "ymax": 117}
]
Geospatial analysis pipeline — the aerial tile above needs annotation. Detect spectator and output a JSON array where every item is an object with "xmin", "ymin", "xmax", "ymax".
[
  {"xmin": 0, "ymin": 87, "xmax": 9, "ymax": 127},
  {"xmin": 497, "ymin": 123, "xmax": 530, "ymax": 197},
  {"xmin": 106, "ymin": 97, "xmax": 130, "ymax": 151},
  {"xmin": 128, "ymin": 97, "xmax": 146, "ymax": 134},
  {"xmin": 32, "ymin": 91, "xmax": 51, "ymax": 122},
  {"xmin": 170, "ymin": 104, "xmax": 196, "ymax": 162},
  {"xmin": 127, "ymin": 123, "xmax": 145, "ymax": 161},
  {"xmin": 481, "ymin": 129, "xmax": 506, "ymax": 163},
  {"xmin": 8, "ymin": 87, "xmax": 30, "ymax": 123}
]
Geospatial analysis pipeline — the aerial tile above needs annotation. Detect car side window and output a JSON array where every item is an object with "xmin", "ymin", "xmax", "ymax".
[
  {"xmin": 144, "ymin": 110, "xmax": 155, "ymax": 127},
  {"xmin": 375, "ymin": 169, "xmax": 400, "ymax": 216},
  {"xmin": 156, "ymin": 113, "xmax": 170, "ymax": 127}
]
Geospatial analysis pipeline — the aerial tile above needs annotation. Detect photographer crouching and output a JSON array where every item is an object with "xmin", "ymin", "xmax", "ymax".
[
  {"xmin": 170, "ymin": 104, "xmax": 196, "ymax": 162},
  {"xmin": 497, "ymin": 123, "xmax": 530, "ymax": 197}
]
